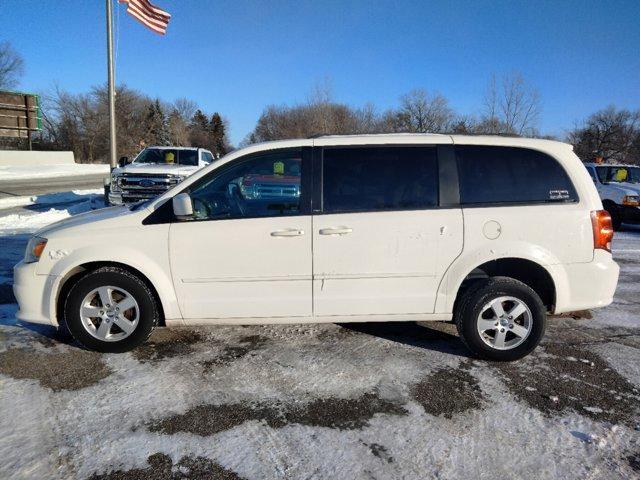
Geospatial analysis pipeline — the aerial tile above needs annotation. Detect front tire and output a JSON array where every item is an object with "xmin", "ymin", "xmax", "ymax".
[
  {"xmin": 455, "ymin": 277, "xmax": 546, "ymax": 361},
  {"xmin": 64, "ymin": 267, "xmax": 159, "ymax": 353}
]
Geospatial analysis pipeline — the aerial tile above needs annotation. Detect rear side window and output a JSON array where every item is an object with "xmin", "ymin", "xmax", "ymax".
[
  {"xmin": 456, "ymin": 146, "xmax": 578, "ymax": 205},
  {"xmin": 322, "ymin": 147, "xmax": 438, "ymax": 213}
]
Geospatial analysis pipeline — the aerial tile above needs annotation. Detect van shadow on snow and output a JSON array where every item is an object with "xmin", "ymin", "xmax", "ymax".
[{"xmin": 337, "ymin": 321, "xmax": 473, "ymax": 359}]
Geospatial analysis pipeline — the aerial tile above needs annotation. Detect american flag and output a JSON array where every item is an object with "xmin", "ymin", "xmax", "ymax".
[{"xmin": 118, "ymin": 0, "xmax": 171, "ymax": 35}]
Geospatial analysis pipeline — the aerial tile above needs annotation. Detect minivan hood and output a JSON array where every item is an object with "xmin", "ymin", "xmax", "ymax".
[
  {"xmin": 115, "ymin": 163, "xmax": 198, "ymax": 176},
  {"xmin": 35, "ymin": 205, "xmax": 139, "ymax": 238}
]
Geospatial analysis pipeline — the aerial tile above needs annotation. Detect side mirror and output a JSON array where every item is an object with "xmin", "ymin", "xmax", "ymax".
[
  {"xmin": 172, "ymin": 192, "xmax": 193, "ymax": 220},
  {"xmin": 118, "ymin": 156, "xmax": 129, "ymax": 167}
]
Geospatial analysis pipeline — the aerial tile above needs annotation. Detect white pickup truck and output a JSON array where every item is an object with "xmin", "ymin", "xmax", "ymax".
[
  {"xmin": 108, "ymin": 146, "xmax": 214, "ymax": 205},
  {"xmin": 584, "ymin": 162, "xmax": 640, "ymax": 230}
]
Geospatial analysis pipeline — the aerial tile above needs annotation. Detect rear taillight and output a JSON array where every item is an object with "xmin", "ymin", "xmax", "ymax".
[{"xmin": 591, "ymin": 210, "xmax": 613, "ymax": 252}]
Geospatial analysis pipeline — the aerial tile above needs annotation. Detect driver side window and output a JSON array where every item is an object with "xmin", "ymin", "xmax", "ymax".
[{"xmin": 188, "ymin": 150, "xmax": 304, "ymax": 221}]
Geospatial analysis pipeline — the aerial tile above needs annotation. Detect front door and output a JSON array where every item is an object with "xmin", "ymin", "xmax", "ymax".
[
  {"xmin": 312, "ymin": 145, "xmax": 463, "ymax": 317},
  {"xmin": 169, "ymin": 148, "xmax": 313, "ymax": 320}
]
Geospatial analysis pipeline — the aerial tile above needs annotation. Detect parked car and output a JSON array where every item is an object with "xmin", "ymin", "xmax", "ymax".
[
  {"xmin": 14, "ymin": 134, "xmax": 619, "ymax": 361},
  {"xmin": 583, "ymin": 162, "xmax": 640, "ymax": 230},
  {"xmin": 108, "ymin": 146, "xmax": 214, "ymax": 205}
]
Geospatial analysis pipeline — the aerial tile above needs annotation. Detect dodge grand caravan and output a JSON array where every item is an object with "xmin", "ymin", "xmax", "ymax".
[{"xmin": 13, "ymin": 134, "xmax": 619, "ymax": 361}]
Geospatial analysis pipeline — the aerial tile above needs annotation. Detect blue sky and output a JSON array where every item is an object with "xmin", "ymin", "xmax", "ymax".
[{"xmin": 1, "ymin": 0, "xmax": 639, "ymax": 144}]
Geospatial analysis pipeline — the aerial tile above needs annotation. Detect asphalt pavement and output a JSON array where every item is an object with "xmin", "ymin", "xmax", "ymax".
[{"xmin": 0, "ymin": 173, "xmax": 106, "ymax": 199}]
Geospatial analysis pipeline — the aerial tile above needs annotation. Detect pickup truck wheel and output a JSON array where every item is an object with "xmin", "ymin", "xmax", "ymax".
[
  {"xmin": 63, "ymin": 267, "xmax": 158, "ymax": 353},
  {"xmin": 609, "ymin": 209, "xmax": 622, "ymax": 231},
  {"xmin": 455, "ymin": 277, "xmax": 546, "ymax": 361},
  {"xmin": 603, "ymin": 202, "xmax": 622, "ymax": 231}
]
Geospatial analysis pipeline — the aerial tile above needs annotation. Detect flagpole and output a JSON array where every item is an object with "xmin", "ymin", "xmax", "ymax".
[{"xmin": 106, "ymin": 0, "xmax": 117, "ymax": 170}]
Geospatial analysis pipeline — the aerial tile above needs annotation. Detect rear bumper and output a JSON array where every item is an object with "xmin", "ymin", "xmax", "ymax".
[
  {"xmin": 13, "ymin": 260, "xmax": 57, "ymax": 326},
  {"xmin": 551, "ymin": 250, "xmax": 619, "ymax": 314}
]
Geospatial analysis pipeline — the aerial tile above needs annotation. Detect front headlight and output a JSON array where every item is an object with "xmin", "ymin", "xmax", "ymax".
[
  {"xmin": 622, "ymin": 195, "xmax": 639, "ymax": 206},
  {"xmin": 24, "ymin": 236, "xmax": 47, "ymax": 263},
  {"xmin": 111, "ymin": 174, "xmax": 122, "ymax": 193}
]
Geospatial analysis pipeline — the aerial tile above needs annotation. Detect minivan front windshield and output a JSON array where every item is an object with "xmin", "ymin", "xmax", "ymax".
[
  {"xmin": 133, "ymin": 148, "xmax": 198, "ymax": 166},
  {"xmin": 596, "ymin": 166, "xmax": 640, "ymax": 184}
]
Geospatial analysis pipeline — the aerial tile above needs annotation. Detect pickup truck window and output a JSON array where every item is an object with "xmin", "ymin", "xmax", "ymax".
[
  {"xmin": 188, "ymin": 150, "xmax": 303, "ymax": 220},
  {"xmin": 456, "ymin": 146, "xmax": 578, "ymax": 204},
  {"xmin": 597, "ymin": 166, "xmax": 640, "ymax": 184},
  {"xmin": 322, "ymin": 147, "xmax": 438, "ymax": 213},
  {"xmin": 134, "ymin": 148, "xmax": 199, "ymax": 166}
]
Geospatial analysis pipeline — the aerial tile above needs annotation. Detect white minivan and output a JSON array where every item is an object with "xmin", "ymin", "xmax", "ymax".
[{"xmin": 13, "ymin": 134, "xmax": 619, "ymax": 361}]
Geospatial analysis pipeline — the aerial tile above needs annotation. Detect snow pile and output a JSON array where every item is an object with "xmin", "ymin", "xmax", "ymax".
[
  {"xmin": 0, "ymin": 195, "xmax": 104, "ymax": 234},
  {"xmin": 0, "ymin": 189, "xmax": 103, "ymax": 210},
  {"xmin": 0, "ymin": 163, "xmax": 109, "ymax": 181}
]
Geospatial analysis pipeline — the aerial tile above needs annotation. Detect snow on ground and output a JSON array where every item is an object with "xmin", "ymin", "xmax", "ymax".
[
  {"xmin": 0, "ymin": 203, "xmax": 639, "ymax": 479},
  {"xmin": 590, "ymin": 224, "xmax": 640, "ymax": 330},
  {"xmin": 0, "ymin": 163, "xmax": 109, "ymax": 181},
  {"xmin": 0, "ymin": 188, "xmax": 103, "ymax": 210},
  {"xmin": 0, "ymin": 192, "xmax": 104, "ymax": 234}
]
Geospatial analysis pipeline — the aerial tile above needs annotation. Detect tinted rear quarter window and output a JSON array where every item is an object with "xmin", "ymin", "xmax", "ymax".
[
  {"xmin": 322, "ymin": 147, "xmax": 438, "ymax": 213},
  {"xmin": 456, "ymin": 146, "xmax": 577, "ymax": 204}
]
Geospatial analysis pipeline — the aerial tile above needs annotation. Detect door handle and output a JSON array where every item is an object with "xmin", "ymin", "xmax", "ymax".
[
  {"xmin": 271, "ymin": 229, "xmax": 304, "ymax": 237},
  {"xmin": 319, "ymin": 227, "xmax": 353, "ymax": 235}
]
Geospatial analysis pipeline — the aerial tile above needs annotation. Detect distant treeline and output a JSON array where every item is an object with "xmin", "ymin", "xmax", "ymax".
[
  {"xmin": 19, "ymin": 86, "xmax": 230, "ymax": 163},
  {"xmin": 244, "ymin": 76, "xmax": 640, "ymax": 165},
  {"xmin": 1, "ymin": 41, "xmax": 638, "ymax": 164},
  {"xmin": 3, "ymin": 73, "xmax": 638, "ymax": 165}
]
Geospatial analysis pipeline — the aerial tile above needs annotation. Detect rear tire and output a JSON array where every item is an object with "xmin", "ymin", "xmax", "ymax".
[
  {"xmin": 63, "ymin": 267, "xmax": 159, "ymax": 353},
  {"xmin": 454, "ymin": 277, "xmax": 546, "ymax": 361}
]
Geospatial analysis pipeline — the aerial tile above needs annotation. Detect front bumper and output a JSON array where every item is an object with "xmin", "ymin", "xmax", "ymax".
[
  {"xmin": 552, "ymin": 250, "xmax": 620, "ymax": 314},
  {"xmin": 108, "ymin": 189, "xmax": 168, "ymax": 205},
  {"xmin": 108, "ymin": 191, "xmax": 124, "ymax": 205},
  {"xmin": 13, "ymin": 260, "xmax": 57, "ymax": 326}
]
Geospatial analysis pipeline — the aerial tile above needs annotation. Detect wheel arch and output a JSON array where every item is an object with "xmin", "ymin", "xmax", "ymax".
[
  {"xmin": 436, "ymin": 246, "xmax": 563, "ymax": 315},
  {"xmin": 52, "ymin": 260, "xmax": 175, "ymax": 328},
  {"xmin": 452, "ymin": 258, "xmax": 556, "ymax": 314}
]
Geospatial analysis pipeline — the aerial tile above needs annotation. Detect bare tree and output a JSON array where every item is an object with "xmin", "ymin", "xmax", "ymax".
[
  {"xmin": 45, "ymin": 85, "xmax": 153, "ymax": 162},
  {"xmin": 449, "ymin": 115, "xmax": 480, "ymax": 134},
  {"xmin": 392, "ymin": 89, "xmax": 455, "ymax": 133},
  {"xmin": 248, "ymin": 85, "xmax": 460, "ymax": 142},
  {"xmin": 166, "ymin": 98, "xmax": 198, "ymax": 146},
  {"xmin": 353, "ymin": 102, "xmax": 381, "ymax": 134},
  {"xmin": 168, "ymin": 109, "xmax": 189, "ymax": 145},
  {"xmin": 0, "ymin": 41, "xmax": 24, "ymax": 89},
  {"xmin": 249, "ymin": 79, "xmax": 373, "ymax": 142},
  {"xmin": 173, "ymin": 98, "xmax": 197, "ymax": 122},
  {"xmin": 567, "ymin": 106, "xmax": 640, "ymax": 164},
  {"xmin": 481, "ymin": 72, "xmax": 541, "ymax": 136}
]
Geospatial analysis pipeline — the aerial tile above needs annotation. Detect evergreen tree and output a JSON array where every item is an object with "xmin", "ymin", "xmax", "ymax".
[
  {"xmin": 145, "ymin": 99, "xmax": 170, "ymax": 145},
  {"xmin": 189, "ymin": 109, "xmax": 211, "ymax": 148},
  {"xmin": 209, "ymin": 112, "xmax": 227, "ymax": 158}
]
